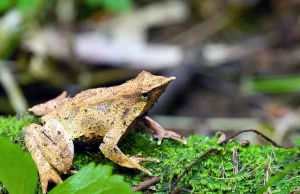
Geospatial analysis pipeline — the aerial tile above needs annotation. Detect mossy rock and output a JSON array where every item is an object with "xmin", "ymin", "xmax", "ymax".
[{"xmin": 0, "ymin": 115, "xmax": 299, "ymax": 193}]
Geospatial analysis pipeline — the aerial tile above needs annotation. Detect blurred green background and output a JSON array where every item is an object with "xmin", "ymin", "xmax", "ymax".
[{"xmin": 1, "ymin": 0, "xmax": 300, "ymax": 146}]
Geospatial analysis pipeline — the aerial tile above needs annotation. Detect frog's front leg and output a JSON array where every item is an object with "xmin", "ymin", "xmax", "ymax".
[
  {"xmin": 143, "ymin": 116, "xmax": 187, "ymax": 145},
  {"xmin": 100, "ymin": 127, "xmax": 158, "ymax": 175},
  {"xmin": 24, "ymin": 121, "xmax": 74, "ymax": 194}
]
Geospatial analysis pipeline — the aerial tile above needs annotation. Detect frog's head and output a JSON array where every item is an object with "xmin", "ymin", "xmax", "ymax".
[{"xmin": 132, "ymin": 71, "xmax": 175, "ymax": 115}]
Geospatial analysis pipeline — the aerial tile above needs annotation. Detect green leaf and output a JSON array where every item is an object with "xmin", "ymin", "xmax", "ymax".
[
  {"xmin": 0, "ymin": 0, "xmax": 13, "ymax": 13},
  {"xmin": 17, "ymin": 0, "xmax": 41, "ymax": 12},
  {"xmin": 294, "ymin": 138, "xmax": 300, "ymax": 147},
  {"xmin": 244, "ymin": 75, "xmax": 300, "ymax": 94},
  {"xmin": 102, "ymin": 0, "xmax": 132, "ymax": 13},
  {"xmin": 85, "ymin": 0, "xmax": 132, "ymax": 13},
  {"xmin": 0, "ymin": 137, "xmax": 38, "ymax": 194},
  {"xmin": 49, "ymin": 163, "xmax": 140, "ymax": 194},
  {"xmin": 256, "ymin": 160, "xmax": 300, "ymax": 194}
]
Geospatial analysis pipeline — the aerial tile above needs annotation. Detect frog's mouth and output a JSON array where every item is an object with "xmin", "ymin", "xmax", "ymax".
[
  {"xmin": 142, "ymin": 94, "xmax": 162, "ymax": 118},
  {"xmin": 144, "ymin": 77, "xmax": 175, "ymax": 113}
]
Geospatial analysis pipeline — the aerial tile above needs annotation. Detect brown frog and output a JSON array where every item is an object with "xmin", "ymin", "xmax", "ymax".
[{"xmin": 24, "ymin": 71, "xmax": 186, "ymax": 193}]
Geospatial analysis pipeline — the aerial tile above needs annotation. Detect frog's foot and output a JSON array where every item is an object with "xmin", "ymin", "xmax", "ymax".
[
  {"xmin": 24, "ymin": 123, "xmax": 74, "ymax": 194},
  {"xmin": 129, "ymin": 155, "xmax": 159, "ymax": 174},
  {"xmin": 100, "ymin": 144, "xmax": 153, "ymax": 175},
  {"xmin": 28, "ymin": 91, "xmax": 69, "ymax": 116},
  {"xmin": 25, "ymin": 126, "xmax": 63, "ymax": 193},
  {"xmin": 143, "ymin": 116, "xmax": 187, "ymax": 145},
  {"xmin": 127, "ymin": 155, "xmax": 159, "ymax": 175},
  {"xmin": 101, "ymin": 127, "xmax": 159, "ymax": 175},
  {"xmin": 38, "ymin": 160, "xmax": 63, "ymax": 194}
]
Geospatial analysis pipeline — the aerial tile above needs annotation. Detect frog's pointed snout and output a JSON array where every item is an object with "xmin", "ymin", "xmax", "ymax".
[
  {"xmin": 165, "ymin": 76, "xmax": 176, "ymax": 84},
  {"xmin": 169, "ymin": 76, "xmax": 176, "ymax": 81}
]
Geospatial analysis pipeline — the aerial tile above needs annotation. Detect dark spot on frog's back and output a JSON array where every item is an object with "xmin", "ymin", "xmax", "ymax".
[
  {"xmin": 88, "ymin": 99, "xmax": 113, "ymax": 114},
  {"xmin": 121, "ymin": 108, "xmax": 129, "ymax": 119}
]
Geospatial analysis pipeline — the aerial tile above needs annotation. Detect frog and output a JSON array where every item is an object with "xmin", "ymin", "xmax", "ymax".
[{"xmin": 24, "ymin": 71, "xmax": 186, "ymax": 194}]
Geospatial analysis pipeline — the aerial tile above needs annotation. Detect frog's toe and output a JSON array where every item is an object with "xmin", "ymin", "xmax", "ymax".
[
  {"xmin": 128, "ymin": 162, "xmax": 152, "ymax": 175},
  {"xmin": 39, "ymin": 166, "xmax": 63, "ymax": 194},
  {"xmin": 154, "ymin": 130, "xmax": 187, "ymax": 145},
  {"xmin": 128, "ymin": 155, "xmax": 160, "ymax": 175},
  {"xmin": 139, "ymin": 167, "xmax": 152, "ymax": 176}
]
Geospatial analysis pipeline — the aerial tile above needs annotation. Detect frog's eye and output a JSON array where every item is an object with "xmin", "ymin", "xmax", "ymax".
[{"xmin": 141, "ymin": 91, "xmax": 149, "ymax": 99}]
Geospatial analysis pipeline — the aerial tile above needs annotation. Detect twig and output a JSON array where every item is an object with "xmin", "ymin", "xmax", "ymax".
[
  {"xmin": 263, "ymin": 156, "xmax": 272, "ymax": 194},
  {"xmin": 232, "ymin": 148, "xmax": 239, "ymax": 191},
  {"xmin": 217, "ymin": 129, "xmax": 286, "ymax": 148},
  {"xmin": 170, "ymin": 188, "xmax": 181, "ymax": 194},
  {"xmin": 220, "ymin": 156, "xmax": 225, "ymax": 178},
  {"xmin": 169, "ymin": 148, "xmax": 219, "ymax": 192},
  {"xmin": 169, "ymin": 129, "xmax": 285, "ymax": 192},
  {"xmin": 132, "ymin": 176, "xmax": 160, "ymax": 191},
  {"xmin": 169, "ymin": 187, "xmax": 191, "ymax": 194}
]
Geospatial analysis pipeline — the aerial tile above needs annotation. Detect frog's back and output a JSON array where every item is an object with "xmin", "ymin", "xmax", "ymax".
[{"xmin": 43, "ymin": 83, "xmax": 143, "ymax": 140}]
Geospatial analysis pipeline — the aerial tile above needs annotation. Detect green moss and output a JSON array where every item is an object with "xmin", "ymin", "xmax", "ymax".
[
  {"xmin": 0, "ymin": 115, "xmax": 299, "ymax": 193},
  {"xmin": 0, "ymin": 114, "xmax": 39, "ymax": 145},
  {"xmin": 73, "ymin": 129, "xmax": 300, "ymax": 193}
]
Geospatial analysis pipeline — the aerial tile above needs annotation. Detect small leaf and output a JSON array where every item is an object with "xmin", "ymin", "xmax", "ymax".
[
  {"xmin": 49, "ymin": 163, "xmax": 140, "ymax": 194},
  {"xmin": 0, "ymin": 137, "xmax": 38, "ymax": 194}
]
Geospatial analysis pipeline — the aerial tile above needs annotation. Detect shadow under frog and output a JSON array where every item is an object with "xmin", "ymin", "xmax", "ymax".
[{"xmin": 24, "ymin": 71, "xmax": 186, "ymax": 194}]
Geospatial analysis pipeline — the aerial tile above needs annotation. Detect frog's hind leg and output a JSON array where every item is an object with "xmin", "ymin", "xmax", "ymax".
[
  {"xmin": 100, "ymin": 128, "xmax": 159, "ymax": 175},
  {"xmin": 24, "ymin": 122, "xmax": 74, "ymax": 194},
  {"xmin": 143, "ymin": 116, "xmax": 187, "ymax": 145},
  {"xmin": 28, "ymin": 92, "xmax": 69, "ymax": 116}
]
